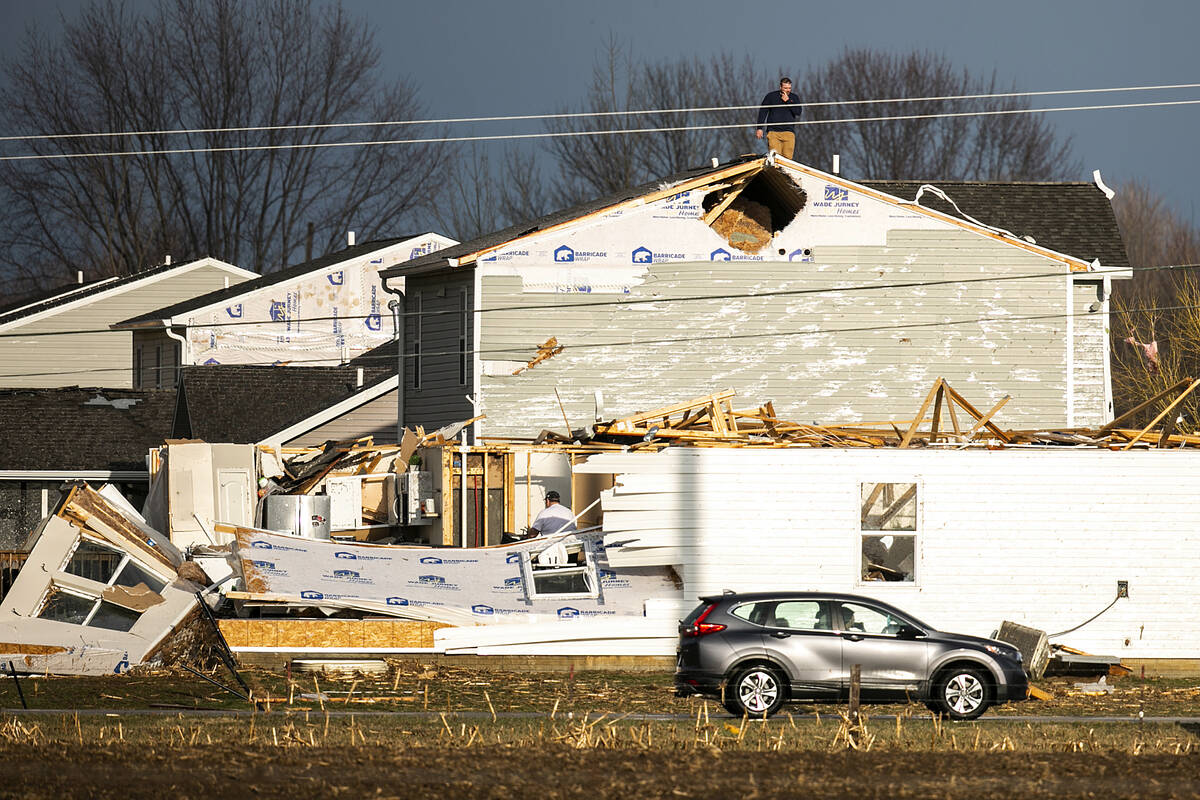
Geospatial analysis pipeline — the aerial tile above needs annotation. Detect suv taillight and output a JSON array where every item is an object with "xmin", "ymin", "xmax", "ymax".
[{"xmin": 681, "ymin": 603, "xmax": 726, "ymax": 637}]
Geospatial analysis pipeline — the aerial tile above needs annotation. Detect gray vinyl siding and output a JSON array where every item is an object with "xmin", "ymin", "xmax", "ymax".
[
  {"xmin": 402, "ymin": 275, "xmax": 473, "ymax": 431},
  {"xmin": 1071, "ymin": 280, "xmax": 1109, "ymax": 427},
  {"xmin": 0, "ymin": 265, "xmax": 248, "ymax": 388},
  {"xmin": 132, "ymin": 330, "xmax": 182, "ymax": 390},
  {"xmin": 285, "ymin": 388, "xmax": 400, "ymax": 447},
  {"xmin": 476, "ymin": 229, "xmax": 1093, "ymax": 437}
]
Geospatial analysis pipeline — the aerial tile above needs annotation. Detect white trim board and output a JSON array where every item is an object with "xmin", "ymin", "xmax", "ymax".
[
  {"xmin": 258, "ymin": 374, "xmax": 400, "ymax": 447},
  {"xmin": 0, "ymin": 470, "xmax": 148, "ymax": 481}
]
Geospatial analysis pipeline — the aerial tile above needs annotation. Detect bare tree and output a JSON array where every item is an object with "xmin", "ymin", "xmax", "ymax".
[
  {"xmin": 797, "ymin": 48, "xmax": 1080, "ymax": 181},
  {"xmin": 0, "ymin": 0, "xmax": 446, "ymax": 289},
  {"xmin": 532, "ymin": 45, "xmax": 1079, "ymax": 207},
  {"xmin": 542, "ymin": 39, "xmax": 772, "ymax": 207},
  {"xmin": 1109, "ymin": 180, "xmax": 1200, "ymax": 425}
]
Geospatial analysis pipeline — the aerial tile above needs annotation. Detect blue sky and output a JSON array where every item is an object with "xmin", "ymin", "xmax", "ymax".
[{"xmin": 3, "ymin": 0, "xmax": 1197, "ymax": 222}]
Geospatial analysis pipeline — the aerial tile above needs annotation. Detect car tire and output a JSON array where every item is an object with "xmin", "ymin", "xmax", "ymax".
[
  {"xmin": 932, "ymin": 666, "xmax": 990, "ymax": 721},
  {"xmin": 726, "ymin": 664, "xmax": 786, "ymax": 717}
]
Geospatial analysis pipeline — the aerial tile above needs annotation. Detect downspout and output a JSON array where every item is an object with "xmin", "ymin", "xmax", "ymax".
[
  {"xmin": 381, "ymin": 276, "xmax": 405, "ymax": 442},
  {"xmin": 162, "ymin": 320, "xmax": 189, "ymax": 389}
]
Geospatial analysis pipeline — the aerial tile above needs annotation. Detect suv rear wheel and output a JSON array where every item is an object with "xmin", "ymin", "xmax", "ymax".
[
  {"xmin": 932, "ymin": 666, "xmax": 990, "ymax": 721},
  {"xmin": 726, "ymin": 664, "xmax": 786, "ymax": 717}
]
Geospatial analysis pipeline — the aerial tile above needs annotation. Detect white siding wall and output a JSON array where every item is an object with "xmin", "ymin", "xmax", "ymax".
[
  {"xmin": 578, "ymin": 448, "xmax": 1200, "ymax": 659},
  {"xmin": 479, "ymin": 229, "xmax": 1092, "ymax": 437}
]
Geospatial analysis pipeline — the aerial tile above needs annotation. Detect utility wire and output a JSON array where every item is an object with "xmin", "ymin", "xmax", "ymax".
[
  {"xmin": 2, "ymin": 98, "xmax": 1198, "ymax": 162},
  {"xmin": 4, "ymin": 263, "xmax": 1198, "ymax": 340},
  {"xmin": 2, "ymin": 82, "xmax": 1197, "ymax": 143},
  {"xmin": 1, "ymin": 298, "xmax": 1194, "ymax": 381}
]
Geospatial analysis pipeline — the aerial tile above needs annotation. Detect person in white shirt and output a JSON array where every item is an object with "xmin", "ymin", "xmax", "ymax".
[{"xmin": 529, "ymin": 490, "xmax": 576, "ymax": 537}]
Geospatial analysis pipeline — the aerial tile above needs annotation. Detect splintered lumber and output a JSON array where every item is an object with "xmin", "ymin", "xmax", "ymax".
[
  {"xmin": 537, "ymin": 382, "xmax": 1200, "ymax": 454},
  {"xmin": 1120, "ymin": 377, "xmax": 1200, "ymax": 450},
  {"xmin": 1097, "ymin": 378, "xmax": 1192, "ymax": 434},
  {"xmin": 899, "ymin": 379, "xmax": 944, "ymax": 448}
]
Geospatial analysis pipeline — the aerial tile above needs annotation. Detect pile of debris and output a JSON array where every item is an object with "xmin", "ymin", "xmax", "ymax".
[{"xmin": 574, "ymin": 377, "xmax": 1200, "ymax": 451}]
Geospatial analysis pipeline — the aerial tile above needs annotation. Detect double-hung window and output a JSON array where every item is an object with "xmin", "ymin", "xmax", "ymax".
[{"xmin": 860, "ymin": 482, "xmax": 917, "ymax": 582}]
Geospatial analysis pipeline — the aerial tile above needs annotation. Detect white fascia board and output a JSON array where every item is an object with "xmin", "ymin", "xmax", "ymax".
[
  {"xmin": 169, "ymin": 235, "xmax": 458, "ymax": 325},
  {"xmin": 258, "ymin": 374, "xmax": 399, "ymax": 446},
  {"xmin": 0, "ymin": 470, "xmax": 148, "ymax": 481},
  {"xmin": 0, "ymin": 257, "xmax": 253, "ymax": 334},
  {"xmin": 1081, "ymin": 265, "xmax": 1134, "ymax": 280}
]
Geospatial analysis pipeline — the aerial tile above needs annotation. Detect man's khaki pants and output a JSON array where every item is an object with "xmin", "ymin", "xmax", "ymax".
[{"xmin": 765, "ymin": 131, "xmax": 795, "ymax": 159}]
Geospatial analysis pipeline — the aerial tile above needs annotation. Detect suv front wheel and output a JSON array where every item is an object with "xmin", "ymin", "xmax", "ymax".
[
  {"xmin": 725, "ymin": 664, "xmax": 786, "ymax": 717},
  {"xmin": 931, "ymin": 666, "xmax": 990, "ymax": 721}
]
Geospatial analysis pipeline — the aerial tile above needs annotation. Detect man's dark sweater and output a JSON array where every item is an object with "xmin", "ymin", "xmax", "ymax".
[{"xmin": 756, "ymin": 90, "xmax": 803, "ymax": 133}]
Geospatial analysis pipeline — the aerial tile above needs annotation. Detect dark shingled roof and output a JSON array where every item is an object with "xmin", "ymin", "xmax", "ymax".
[
  {"xmin": 0, "ymin": 261, "xmax": 207, "ymax": 327},
  {"xmin": 173, "ymin": 364, "xmax": 395, "ymax": 443},
  {"xmin": 117, "ymin": 238, "xmax": 414, "ymax": 328},
  {"xmin": 860, "ymin": 181, "xmax": 1129, "ymax": 267},
  {"xmin": 382, "ymin": 158, "xmax": 1127, "ymax": 278},
  {"xmin": 0, "ymin": 388, "xmax": 177, "ymax": 471}
]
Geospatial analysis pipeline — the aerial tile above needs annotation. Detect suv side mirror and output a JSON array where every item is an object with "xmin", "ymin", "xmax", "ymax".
[{"xmin": 896, "ymin": 624, "xmax": 925, "ymax": 639}]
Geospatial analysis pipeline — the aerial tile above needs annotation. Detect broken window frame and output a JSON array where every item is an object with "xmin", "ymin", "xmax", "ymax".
[
  {"xmin": 35, "ymin": 583, "xmax": 144, "ymax": 632},
  {"xmin": 51, "ymin": 535, "xmax": 171, "ymax": 606},
  {"xmin": 858, "ymin": 481, "xmax": 918, "ymax": 584},
  {"xmin": 519, "ymin": 539, "xmax": 600, "ymax": 600}
]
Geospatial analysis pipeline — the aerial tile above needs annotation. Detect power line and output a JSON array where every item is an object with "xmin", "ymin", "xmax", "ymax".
[
  {"xmin": 2, "ymin": 98, "xmax": 1198, "ymax": 163},
  {"xmin": 1, "ymin": 298, "xmax": 1193, "ymax": 381},
  {"xmin": 3, "ymin": 82, "xmax": 1197, "ymax": 143},
  {"xmin": 5, "ymin": 263, "xmax": 1197, "ymax": 341}
]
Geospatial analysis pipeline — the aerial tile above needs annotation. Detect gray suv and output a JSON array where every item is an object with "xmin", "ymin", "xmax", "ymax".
[{"xmin": 675, "ymin": 591, "xmax": 1028, "ymax": 720}]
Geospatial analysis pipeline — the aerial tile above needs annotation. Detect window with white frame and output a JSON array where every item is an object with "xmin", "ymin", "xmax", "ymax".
[
  {"xmin": 35, "ymin": 537, "xmax": 170, "ymax": 631},
  {"xmin": 520, "ymin": 539, "xmax": 599, "ymax": 599},
  {"xmin": 860, "ymin": 482, "xmax": 917, "ymax": 582}
]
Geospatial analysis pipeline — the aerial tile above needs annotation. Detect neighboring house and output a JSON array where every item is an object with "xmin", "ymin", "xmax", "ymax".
[
  {"xmin": 380, "ymin": 155, "xmax": 1130, "ymax": 438},
  {"xmin": 172, "ymin": 360, "xmax": 397, "ymax": 448},
  {"xmin": 114, "ymin": 234, "xmax": 455, "ymax": 388},
  {"xmin": 0, "ymin": 258, "xmax": 254, "ymax": 388},
  {"xmin": 0, "ymin": 387, "xmax": 176, "ymax": 547}
]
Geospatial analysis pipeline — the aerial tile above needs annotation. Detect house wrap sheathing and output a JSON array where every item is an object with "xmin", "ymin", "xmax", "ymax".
[
  {"xmin": 574, "ymin": 447, "xmax": 1200, "ymax": 663},
  {"xmin": 385, "ymin": 155, "xmax": 1127, "ymax": 435}
]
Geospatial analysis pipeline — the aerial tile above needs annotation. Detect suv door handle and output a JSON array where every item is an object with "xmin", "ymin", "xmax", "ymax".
[
  {"xmin": 844, "ymin": 634, "xmax": 864, "ymax": 642},
  {"xmin": 770, "ymin": 631, "xmax": 791, "ymax": 639}
]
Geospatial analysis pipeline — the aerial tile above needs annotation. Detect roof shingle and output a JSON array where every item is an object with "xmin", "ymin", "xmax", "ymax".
[
  {"xmin": 174, "ymin": 364, "xmax": 394, "ymax": 443},
  {"xmin": 0, "ymin": 388, "xmax": 176, "ymax": 471}
]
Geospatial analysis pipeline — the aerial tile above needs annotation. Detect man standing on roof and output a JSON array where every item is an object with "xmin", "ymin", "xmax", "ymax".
[
  {"xmin": 529, "ymin": 490, "xmax": 577, "ymax": 537},
  {"xmin": 755, "ymin": 77, "xmax": 803, "ymax": 160}
]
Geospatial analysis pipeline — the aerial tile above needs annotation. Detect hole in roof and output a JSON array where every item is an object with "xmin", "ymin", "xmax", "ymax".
[{"xmin": 702, "ymin": 167, "xmax": 807, "ymax": 253}]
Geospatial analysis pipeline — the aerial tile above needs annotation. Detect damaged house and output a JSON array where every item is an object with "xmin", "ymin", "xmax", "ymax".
[
  {"xmin": 380, "ymin": 154, "xmax": 1128, "ymax": 438},
  {"xmin": 112, "ymin": 234, "xmax": 455, "ymax": 388}
]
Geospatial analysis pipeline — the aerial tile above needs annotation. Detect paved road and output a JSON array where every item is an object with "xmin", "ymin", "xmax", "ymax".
[{"xmin": 2, "ymin": 707, "xmax": 1199, "ymax": 724}]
